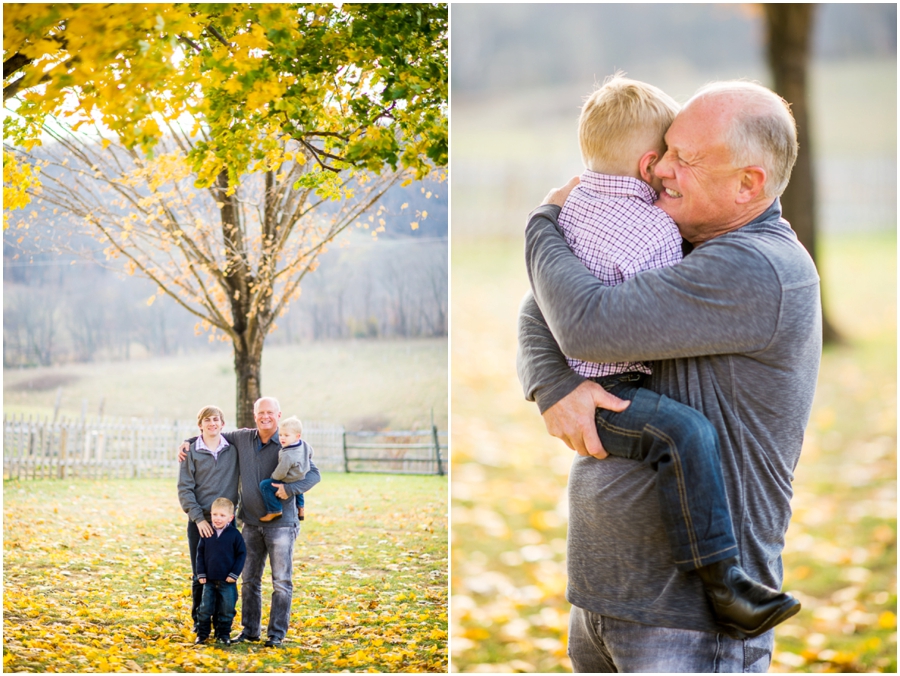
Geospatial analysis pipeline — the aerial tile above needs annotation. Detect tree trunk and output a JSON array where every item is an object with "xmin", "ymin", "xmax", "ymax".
[
  {"xmin": 765, "ymin": 3, "xmax": 842, "ymax": 344},
  {"xmin": 234, "ymin": 337, "xmax": 263, "ymax": 429}
]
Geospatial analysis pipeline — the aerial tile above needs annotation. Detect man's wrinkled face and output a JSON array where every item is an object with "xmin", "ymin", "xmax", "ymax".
[
  {"xmin": 653, "ymin": 99, "xmax": 744, "ymax": 243},
  {"xmin": 254, "ymin": 399, "xmax": 281, "ymax": 434}
]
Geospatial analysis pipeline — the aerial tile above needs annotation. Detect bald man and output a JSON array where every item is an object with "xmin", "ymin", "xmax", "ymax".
[{"xmin": 518, "ymin": 82, "xmax": 821, "ymax": 672}]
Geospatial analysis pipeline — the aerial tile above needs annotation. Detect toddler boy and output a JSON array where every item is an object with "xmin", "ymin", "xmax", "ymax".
[
  {"xmin": 195, "ymin": 497, "xmax": 246, "ymax": 645},
  {"xmin": 553, "ymin": 74, "xmax": 799, "ymax": 638},
  {"xmin": 259, "ymin": 416, "xmax": 312, "ymax": 522}
]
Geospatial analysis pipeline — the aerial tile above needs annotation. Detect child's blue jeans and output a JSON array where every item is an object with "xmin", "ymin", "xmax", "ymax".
[
  {"xmin": 196, "ymin": 579, "xmax": 238, "ymax": 640},
  {"xmin": 593, "ymin": 372, "xmax": 738, "ymax": 571},
  {"xmin": 259, "ymin": 478, "xmax": 304, "ymax": 515}
]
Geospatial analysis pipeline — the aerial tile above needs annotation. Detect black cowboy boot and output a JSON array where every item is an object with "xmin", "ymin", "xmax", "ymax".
[{"xmin": 697, "ymin": 557, "xmax": 800, "ymax": 639}]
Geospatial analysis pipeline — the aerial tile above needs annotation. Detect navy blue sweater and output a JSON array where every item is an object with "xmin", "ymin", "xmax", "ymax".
[{"xmin": 196, "ymin": 523, "xmax": 246, "ymax": 581}]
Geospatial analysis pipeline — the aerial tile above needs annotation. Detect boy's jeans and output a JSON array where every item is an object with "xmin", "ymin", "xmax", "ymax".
[
  {"xmin": 196, "ymin": 579, "xmax": 238, "ymax": 640},
  {"xmin": 259, "ymin": 478, "xmax": 284, "ymax": 515},
  {"xmin": 593, "ymin": 372, "xmax": 738, "ymax": 570},
  {"xmin": 259, "ymin": 478, "xmax": 304, "ymax": 515},
  {"xmin": 241, "ymin": 523, "xmax": 299, "ymax": 641}
]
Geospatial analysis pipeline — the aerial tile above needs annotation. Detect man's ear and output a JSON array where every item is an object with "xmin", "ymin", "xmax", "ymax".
[
  {"xmin": 736, "ymin": 166, "xmax": 767, "ymax": 204},
  {"xmin": 638, "ymin": 150, "xmax": 660, "ymax": 184}
]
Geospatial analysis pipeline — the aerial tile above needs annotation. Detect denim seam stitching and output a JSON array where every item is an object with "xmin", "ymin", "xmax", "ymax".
[{"xmin": 647, "ymin": 424, "xmax": 701, "ymax": 568}]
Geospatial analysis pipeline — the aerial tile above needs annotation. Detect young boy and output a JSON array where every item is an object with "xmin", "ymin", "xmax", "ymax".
[
  {"xmin": 195, "ymin": 497, "xmax": 246, "ymax": 645},
  {"xmin": 258, "ymin": 416, "xmax": 312, "ymax": 522},
  {"xmin": 553, "ymin": 74, "xmax": 799, "ymax": 638},
  {"xmin": 177, "ymin": 405, "xmax": 240, "ymax": 635}
]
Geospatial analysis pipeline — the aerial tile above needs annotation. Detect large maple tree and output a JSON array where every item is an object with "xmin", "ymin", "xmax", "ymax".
[{"xmin": 4, "ymin": 3, "xmax": 448, "ymax": 425}]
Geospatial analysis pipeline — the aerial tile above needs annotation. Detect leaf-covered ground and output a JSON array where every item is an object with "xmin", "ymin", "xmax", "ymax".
[
  {"xmin": 450, "ymin": 231, "xmax": 896, "ymax": 673},
  {"xmin": 3, "ymin": 473, "xmax": 448, "ymax": 672}
]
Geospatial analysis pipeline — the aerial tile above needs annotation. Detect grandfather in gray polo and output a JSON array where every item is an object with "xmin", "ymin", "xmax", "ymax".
[{"xmin": 517, "ymin": 81, "xmax": 821, "ymax": 673}]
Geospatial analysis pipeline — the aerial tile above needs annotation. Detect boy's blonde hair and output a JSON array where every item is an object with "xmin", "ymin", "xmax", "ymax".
[
  {"xmin": 279, "ymin": 416, "xmax": 303, "ymax": 438},
  {"xmin": 579, "ymin": 73, "xmax": 680, "ymax": 176},
  {"xmin": 197, "ymin": 405, "xmax": 225, "ymax": 427},
  {"xmin": 211, "ymin": 497, "xmax": 235, "ymax": 514}
]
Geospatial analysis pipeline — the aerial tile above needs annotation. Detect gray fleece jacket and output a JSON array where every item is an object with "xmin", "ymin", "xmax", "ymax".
[
  {"xmin": 518, "ymin": 199, "xmax": 821, "ymax": 633},
  {"xmin": 271, "ymin": 440, "xmax": 313, "ymax": 483},
  {"xmin": 177, "ymin": 441, "xmax": 240, "ymax": 525}
]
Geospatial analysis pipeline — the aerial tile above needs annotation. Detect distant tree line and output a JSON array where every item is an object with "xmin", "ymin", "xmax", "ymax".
[{"xmin": 3, "ymin": 234, "xmax": 447, "ymax": 368}]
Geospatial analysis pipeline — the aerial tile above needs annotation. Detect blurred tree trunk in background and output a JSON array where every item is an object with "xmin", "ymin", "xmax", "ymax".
[{"xmin": 765, "ymin": 3, "xmax": 842, "ymax": 344}]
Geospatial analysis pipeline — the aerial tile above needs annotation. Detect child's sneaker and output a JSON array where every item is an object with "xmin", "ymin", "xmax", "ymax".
[{"xmin": 259, "ymin": 512, "xmax": 283, "ymax": 522}]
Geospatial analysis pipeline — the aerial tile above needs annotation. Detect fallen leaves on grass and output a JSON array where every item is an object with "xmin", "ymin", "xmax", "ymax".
[{"xmin": 4, "ymin": 475, "xmax": 448, "ymax": 672}]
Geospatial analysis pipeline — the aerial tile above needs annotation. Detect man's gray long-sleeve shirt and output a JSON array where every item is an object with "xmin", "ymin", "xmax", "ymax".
[
  {"xmin": 222, "ymin": 429, "xmax": 321, "ymax": 528},
  {"xmin": 517, "ymin": 200, "xmax": 821, "ymax": 632}
]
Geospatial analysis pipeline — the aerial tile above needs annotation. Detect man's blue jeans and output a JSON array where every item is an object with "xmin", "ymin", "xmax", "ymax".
[
  {"xmin": 568, "ymin": 606, "xmax": 774, "ymax": 672},
  {"xmin": 241, "ymin": 523, "xmax": 299, "ymax": 641},
  {"xmin": 196, "ymin": 579, "xmax": 238, "ymax": 640},
  {"xmin": 594, "ymin": 372, "xmax": 738, "ymax": 570}
]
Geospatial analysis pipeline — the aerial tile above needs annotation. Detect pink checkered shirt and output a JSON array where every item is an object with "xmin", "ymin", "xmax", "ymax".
[{"xmin": 558, "ymin": 171, "xmax": 683, "ymax": 378}]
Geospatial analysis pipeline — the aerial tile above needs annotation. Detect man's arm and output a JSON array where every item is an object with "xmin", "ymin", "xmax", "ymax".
[
  {"xmin": 517, "ymin": 291, "xmax": 585, "ymax": 413},
  {"xmin": 272, "ymin": 458, "xmax": 321, "ymax": 499},
  {"xmin": 178, "ymin": 428, "xmax": 254, "ymax": 462},
  {"xmin": 525, "ymin": 205, "xmax": 781, "ymax": 364},
  {"xmin": 517, "ymin": 291, "xmax": 628, "ymax": 458}
]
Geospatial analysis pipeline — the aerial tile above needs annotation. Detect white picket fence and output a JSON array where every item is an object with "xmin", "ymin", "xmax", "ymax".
[{"xmin": 3, "ymin": 415, "xmax": 447, "ymax": 479}]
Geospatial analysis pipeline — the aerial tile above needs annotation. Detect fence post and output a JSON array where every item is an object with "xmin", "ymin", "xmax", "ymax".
[
  {"xmin": 27, "ymin": 415, "xmax": 35, "ymax": 480},
  {"xmin": 58, "ymin": 425, "xmax": 68, "ymax": 480},
  {"xmin": 342, "ymin": 430, "xmax": 350, "ymax": 474},
  {"xmin": 432, "ymin": 425, "xmax": 444, "ymax": 476}
]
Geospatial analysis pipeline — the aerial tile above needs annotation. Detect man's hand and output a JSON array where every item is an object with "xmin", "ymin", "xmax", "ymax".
[
  {"xmin": 272, "ymin": 483, "xmax": 289, "ymax": 500},
  {"xmin": 198, "ymin": 577, "xmax": 206, "ymax": 585},
  {"xmin": 197, "ymin": 519, "xmax": 214, "ymax": 538},
  {"xmin": 540, "ymin": 175, "xmax": 581, "ymax": 208},
  {"xmin": 177, "ymin": 441, "xmax": 190, "ymax": 463},
  {"xmin": 226, "ymin": 575, "xmax": 237, "ymax": 584},
  {"xmin": 542, "ymin": 380, "xmax": 629, "ymax": 459}
]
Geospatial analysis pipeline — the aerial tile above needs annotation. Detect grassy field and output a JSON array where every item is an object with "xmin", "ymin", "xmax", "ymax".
[
  {"xmin": 3, "ymin": 473, "xmax": 448, "ymax": 672},
  {"xmin": 449, "ymin": 230, "xmax": 896, "ymax": 673},
  {"xmin": 3, "ymin": 338, "xmax": 448, "ymax": 432}
]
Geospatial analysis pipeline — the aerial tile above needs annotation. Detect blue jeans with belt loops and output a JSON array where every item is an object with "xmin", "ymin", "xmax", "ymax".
[
  {"xmin": 568, "ymin": 606, "xmax": 774, "ymax": 672},
  {"xmin": 593, "ymin": 372, "xmax": 738, "ymax": 571},
  {"xmin": 240, "ymin": 523, "xmax": 299, "ymax": 642}
]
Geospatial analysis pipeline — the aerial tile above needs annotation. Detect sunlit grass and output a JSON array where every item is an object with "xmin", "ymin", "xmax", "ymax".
[
  {"xmin": 450, "ymin": 231, "xmax": 896, "ymax": 673},
  {"xmin": 2, "ymin": 338, "xmax": 448, "ymax": 431}
]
